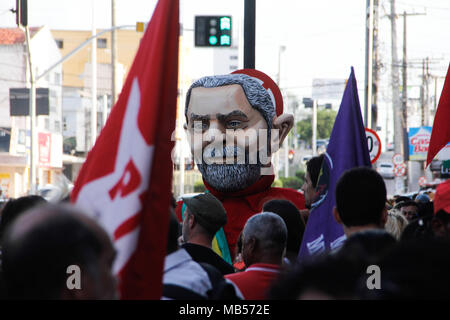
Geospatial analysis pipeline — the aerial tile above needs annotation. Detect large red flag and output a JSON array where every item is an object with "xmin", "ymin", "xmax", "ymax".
[
  {"xmin": 71, "ymin": 0, "xmax": 179, "ymax": 299},
  {"xmin": 427, "ymin": 64, "xmax": 450, "ymax": 167}
]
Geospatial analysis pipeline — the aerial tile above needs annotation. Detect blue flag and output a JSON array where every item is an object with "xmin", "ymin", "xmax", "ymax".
[{"xmin": 298, "ymin": 67, "xmax": 371, "ymax": 261}]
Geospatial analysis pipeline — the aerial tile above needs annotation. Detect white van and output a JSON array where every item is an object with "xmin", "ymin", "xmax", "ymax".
[{"xmin": 377, "ymin": 162, "xmax": 395, "ymax": 179}]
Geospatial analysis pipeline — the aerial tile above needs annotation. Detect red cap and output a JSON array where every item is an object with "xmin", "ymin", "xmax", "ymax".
[
  {"xmin": 434, "ymin": 179, "xmax": 450, "ymax": 214},
  {"xmin": 231, "ymin": 69, "xmax": 283, "ymax": 116}
]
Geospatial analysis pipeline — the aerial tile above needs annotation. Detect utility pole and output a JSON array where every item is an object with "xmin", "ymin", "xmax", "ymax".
[
  {"xmin": 402, "ymin": 11, "xmax": 408, "ymax": 161},
  {"xmin": 400, "ymin": 10, "xmax": 425, "ymax": 192},
  {"xmin": 111, "ymin": 0, "xmax": 119, "ymax": 105},
  {"xmin": 17, "ymin": 0, "xmax": 37, "ymax": 193},
  {"xmin": 420, "ymin": 59, "xmax": 425, "ymax": 126},
  {"xmin": 420, "ymin": 58, "xmax": 430, "ymax": 126},
  {"xmin": 364, "ymin": 0, "xmax": 374, "ymax": 129},
  {"xmin": 372, "ymin": 0, "xmax": 380, "ymax": 130},
  {"xmin": 401, "ymin": 11, "xmax": 425, "ymax": 159},
  {"xmin": 390, "ymin": 0, "xmax": 404, "ymax": 193}
]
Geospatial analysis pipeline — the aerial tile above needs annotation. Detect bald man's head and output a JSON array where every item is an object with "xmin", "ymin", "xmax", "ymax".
[{"xmin": 2, "ymin": 204, "xmax": 117, "ymax": 300}]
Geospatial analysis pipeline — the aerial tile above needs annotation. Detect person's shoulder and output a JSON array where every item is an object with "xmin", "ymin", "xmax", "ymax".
[
  {"xmin": 183, "ymin": 243, "xmax": 235, "ymax": 274},
  {"xmin": 225, "ymin": 269, "xmax": 246, "ymax": 281},
  {"xmin": 164, "ymin": 250, "xmax": 213, "ymax": 293}
]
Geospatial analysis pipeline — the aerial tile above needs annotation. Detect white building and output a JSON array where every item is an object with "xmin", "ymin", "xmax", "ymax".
[{"xmin": 0, "ymin": 26, "xmax": 63, "ymax": 197}]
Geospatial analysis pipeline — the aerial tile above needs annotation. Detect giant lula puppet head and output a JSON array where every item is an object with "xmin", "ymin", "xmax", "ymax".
[{"xmin": 184, "ymin": 69, "xmax": 294, "ymax": 193}]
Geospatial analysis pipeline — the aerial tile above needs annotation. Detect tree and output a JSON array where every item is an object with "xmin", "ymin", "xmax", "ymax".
[{"xmin": 297, "ymin": 109, "xmax": 337, "ymax": 144}]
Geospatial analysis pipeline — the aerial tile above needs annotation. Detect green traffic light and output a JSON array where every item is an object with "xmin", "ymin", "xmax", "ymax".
[
  {"xmin": 220, "ymin": 17, "xmax": 231, "ymax": 30},
  {"xmin": 209, "ymin": 36, "xmax": 218, "ymax": 45},
  {"xmin": 220, "ymin": 35, "xmax": 231, "ymax": 46}
]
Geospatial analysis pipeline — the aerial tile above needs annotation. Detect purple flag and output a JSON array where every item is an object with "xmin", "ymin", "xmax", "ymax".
[{"xmin": 298, "ymin": 67, "xmax": 371, "ymax": 261}]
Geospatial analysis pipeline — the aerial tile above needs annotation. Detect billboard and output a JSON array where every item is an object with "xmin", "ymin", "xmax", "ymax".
[
  {"xmin": 38, "ymin": 132, "xmax": 51, "ymax": 167},
  {"xmin": 9, "ymin": 88, "xmax": 50, "ymax": 116},
  {"xmin": 408, "ymin": 126, "xmax": 431, "ymax": 161}
]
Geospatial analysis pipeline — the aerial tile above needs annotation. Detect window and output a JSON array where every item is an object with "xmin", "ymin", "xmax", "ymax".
[
  {"xmin": 55, "ymin": 39, "xmax": 64, "ymax": 49},
  {"xmin": 97, "ymin": 38, "xmax": 107, "ymax": 49}
]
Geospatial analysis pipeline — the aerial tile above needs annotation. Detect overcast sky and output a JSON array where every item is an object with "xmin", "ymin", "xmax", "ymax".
[{"xmin": 1, "ymin": 0, "xmax": 448, "ymax": 86}]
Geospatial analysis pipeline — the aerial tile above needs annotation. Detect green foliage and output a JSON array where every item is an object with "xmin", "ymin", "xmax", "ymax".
[
  {"xmin": 194, "ymin": 180, "xmax": 206, "ymax": 193},
  {"xmin": 295, "ymin": 170, "xmax": 306, "ymax": 186},
  {"xmin": 279, "ymin": 176, "xmax": 303, "ymax": 190},
  {"xmin": 272, "ymin": 179, "xmax": 283, "ymax": 188},
  {"xmin": 297, "ymin": 109, "xmax": 337, "ymax": 143}
]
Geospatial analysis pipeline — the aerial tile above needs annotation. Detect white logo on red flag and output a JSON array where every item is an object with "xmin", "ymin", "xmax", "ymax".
[{"xmin": 75, "ymin": 78, "xmax": 154, "ymax": 275}]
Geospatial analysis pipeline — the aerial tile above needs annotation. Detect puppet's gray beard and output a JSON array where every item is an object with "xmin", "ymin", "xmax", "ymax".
[{"xmin": 197, "ymin": 163, "xmax": 261, "ymax": 192}]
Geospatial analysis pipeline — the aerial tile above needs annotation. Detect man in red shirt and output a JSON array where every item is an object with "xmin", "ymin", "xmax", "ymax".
[
  {"xmin": 176, "ymin": 69, "xmax": 305, "ymax": 263},
  {"xmin": 225, "ymin": 212, "xmax": 287, "ymax": 300}
]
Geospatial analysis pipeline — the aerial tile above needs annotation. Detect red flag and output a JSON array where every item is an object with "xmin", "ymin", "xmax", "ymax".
[
  {"xmin": 71, "ymin": 0, "xmax": 179, "ymax": 299},
  {"xmin": 427, "ymin": 64, "xmax": 450, "ymax": 166}
]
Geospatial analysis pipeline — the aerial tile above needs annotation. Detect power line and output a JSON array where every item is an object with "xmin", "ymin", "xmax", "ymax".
[{"xmin": 396, "ymin": 0, "xmax": 450, "ymax": 11}]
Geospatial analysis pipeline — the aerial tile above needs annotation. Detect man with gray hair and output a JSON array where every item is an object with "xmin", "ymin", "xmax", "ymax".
[
  {"xmin": 176, "ymin": 70, "xmax": 305, "ymax": 265},
  {"xmin": 225, "ymin": 212, "xmax": 287, "ymax": 300}
]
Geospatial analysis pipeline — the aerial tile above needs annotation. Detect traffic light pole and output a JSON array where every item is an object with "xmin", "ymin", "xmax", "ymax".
[{"xmin": 244, "ymin": 0, "xmax": 255, "ymax": 69}]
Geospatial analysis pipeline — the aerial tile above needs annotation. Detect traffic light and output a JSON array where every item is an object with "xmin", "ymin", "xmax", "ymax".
[
  {"xmin": 195, "ymin": 16, "xmax": 232, "ymax": 47},
  {"xmin": 288, "ymin": 149, "xmax": 294, "ymax": 163},
  {"xmin": 16, "ymin": 0, "xmax": 27, "ymax": 27}
]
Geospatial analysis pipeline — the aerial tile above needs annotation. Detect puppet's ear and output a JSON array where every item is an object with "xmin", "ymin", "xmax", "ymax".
[{"xmin": 272, "ymin": 113, "xmax": 294, "ymax": 148}]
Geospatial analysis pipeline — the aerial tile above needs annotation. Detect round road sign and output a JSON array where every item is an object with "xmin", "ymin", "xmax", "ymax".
[
  {"xmin": 392, "ymin": 153, "xmax": 404, "ymax": 166},
  {"xmin": 394, "ymin": 163, "xmax": 406, "ymax": 177},
  {"xmin": 418, "ymin": 176, "xmax": 427, "ymax": 187},
  {"xmin": 365, "ymin": 128, "xmax": 382, "ymax": 164}
]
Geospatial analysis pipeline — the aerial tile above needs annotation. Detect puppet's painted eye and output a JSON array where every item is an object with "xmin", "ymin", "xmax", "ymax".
[{"xmin": 227, "ymin": 120, "xmax": 241, "ymax": 128}]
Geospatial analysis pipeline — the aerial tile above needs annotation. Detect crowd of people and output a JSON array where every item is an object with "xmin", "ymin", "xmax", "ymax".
[{"xmin": 0, "ymin": 156, "xmax": 448, "ymax": 300}]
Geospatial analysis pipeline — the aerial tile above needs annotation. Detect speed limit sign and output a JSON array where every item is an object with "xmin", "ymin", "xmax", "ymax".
[
  {"xmin": 418, "ymin": 176, "xmax": 427, "ymax": 187},
  {"xmin": 365, "ymin": 128, "xmax": 382, "ymax": 164},
  {"xmin": 392, "ymin": 153, "xmax": 404, "ymax": 166},
  {"xmin": 394, "ymin": 163, "xmax": 407, "ymax": 177}
]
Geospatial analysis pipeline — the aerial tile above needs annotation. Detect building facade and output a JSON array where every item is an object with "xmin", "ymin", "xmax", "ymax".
[{"xmin": 0, "ymin": 26, "xmax": 63, "ymax": 197}]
